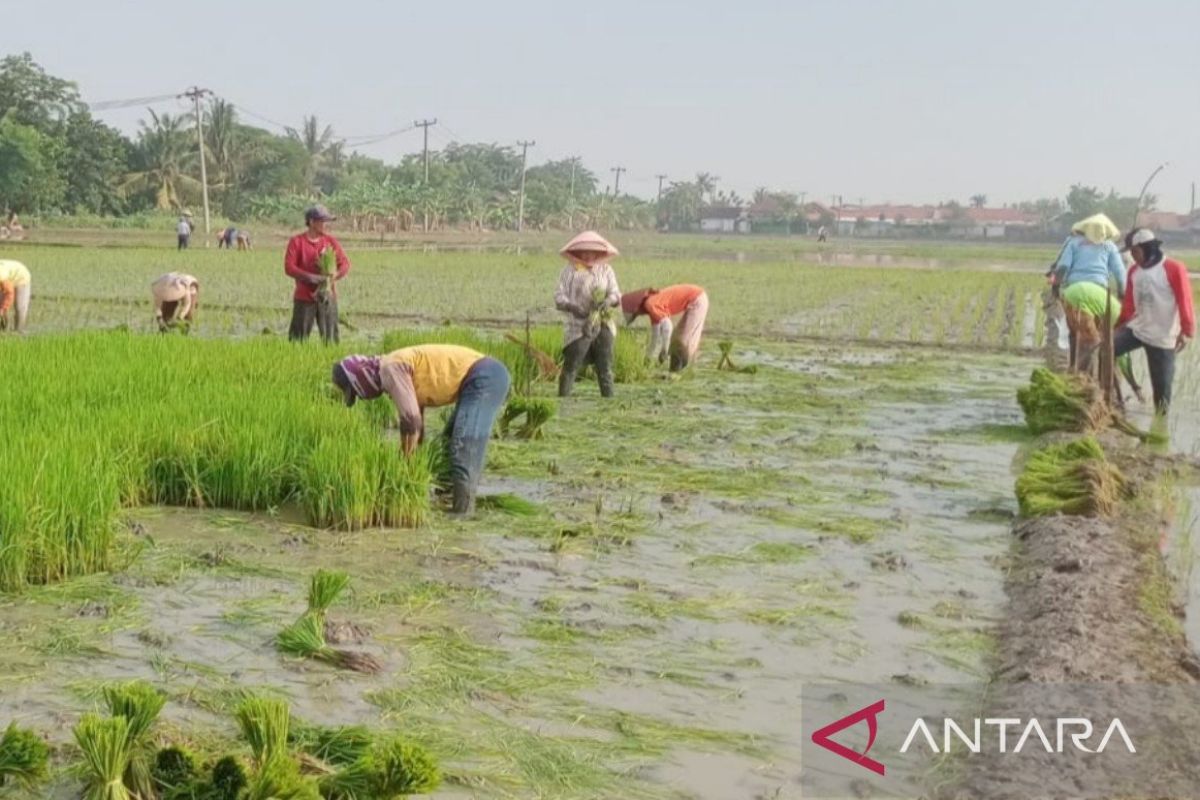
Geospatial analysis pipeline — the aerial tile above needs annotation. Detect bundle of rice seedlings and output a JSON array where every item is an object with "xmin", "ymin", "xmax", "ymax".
[
  {"xmin": 152, "ymin": 745, "xmax": 199, "ymax": 799},
  {"xmin": 0, "ymin": 723, "xmax": 50, "ymax": 789},
  {"xmin": 289, "ymin": 723, "xmax": 373, "ymax": 767},
  {"xmin": 1016, "ymin": 367, "xmax": 1109, "ymax": 434},
  {"xmin": 236, "ymin": 696, "xmax": 291, "ymax": 766},
  {"xmin": 369, "ymin": 737, "xmax": 441, "ymax": 796},
  {"xmin": 277, "ymin": 613, "xmax": 383, "ymax": 674},
  {"xmin": 1015, "ymin": 437, "xmax": 1127, "ymax": 517},
  {"xmin": 241, "ymin": 754, "xmax": 320, "ymax": 800},
  {"xmin": 307, "ymin": 570, "xmax": 350, "ymax": 619},
  {"xmin": 74, "ymin": 714, "xmax": 133, "ymax": 800},
  {"xmin": 477, "ymin": 493, "xmax": 543, "ymax": 517},
  {"xmin": 209, "ymin": 755, "xmax": 248, "ymax": 800},
  {"xmin": 317, "ymin": 759, "xmax": 375, "ymax": 800},
  {"xmin": 715, "ymin": 341, "xmax": 757, "ymax": 374},
  {"xmin": 103, "ymin": 681, "xmax": 165, "ymax": 800},
  {"xmin": 499, "ymin": 396, "xmax": 556, "ymax": 439}
]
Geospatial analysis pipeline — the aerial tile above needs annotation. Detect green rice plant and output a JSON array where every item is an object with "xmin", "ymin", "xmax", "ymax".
[
  {"xmin": 0, "ymin": 723, "xmax": 50, "ymax": 789},
  {"xmin": 318, "ymin": 759, "xmax": 376, "ymax": 800},
  {"xmin": 289, "ymin": 723, "xmax": 374, "ymax": 767},
  {"xmin": 0, "ymin": 333, "xmax": 436, "ymax": 592},
  {"xmin": 477, "ymin": 493, "xmax": 543, "ymax": 517},
  {"xmin": 499, "ymin": 396, "xmax": 557, "ymax": 439},
  {"xmin": 1017, "ymin": 367, "xmax": 1109, "ymax": 434},
  {"xmin": 74, "ymin": 713, "xmax": 134, "ymax": 800},
  {"xmin": 236, "ymin": 696, "xmax": 291, "ymax": 766},
  {"xmin": 367, "ymin": 737, "xmax": 441, "ymax": 796},
  {"xmin": 277, "ymin": 613, "xmax": 383, "ymax": 674},
  {"xmin": 103, "ymin": 681, "xmax": 166, "ymax": 800},
  {"xmin": 152, "ymin": 745, "xmax": 199, "ymax": 799},
  {"xmin": 1015, "ymin": 437, "xmax": 1127, "ymax": 517},
  {"xmin": 242, "ymin": 754, "xmax": 320, "ymax": 800},
  {"xmin": 209, "ymin": 756, "xmax": 248, "ymax": 800},
  {"xmin": 308, "ymin": 570, "xmax": 351, "ymax": 618}
]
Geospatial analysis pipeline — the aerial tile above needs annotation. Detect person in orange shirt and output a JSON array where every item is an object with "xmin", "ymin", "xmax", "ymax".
[
  {"xmin": 621, "ymin": 284, "xmax": 710, "ymax": 371},
  {"xmin": 332, "ymin": 344, "xmax": 511, "ymax": 515}
]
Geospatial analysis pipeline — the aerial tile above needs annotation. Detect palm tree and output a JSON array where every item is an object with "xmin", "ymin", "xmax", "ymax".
[
  {"xmin": 204, "ymin": 99, "xmax": 239, "ymax": 187},
  {"xmin": 695, "ymin": 172, "xmax": 718, "ymax": 205},
  {"xmin": 286, "ymin": 115, "xmax": 336, "ymax": 192},
  {"xmin": 119, "ymin": 110, "xmax": 201, "ymax": 210},
  {"xmin": 970, "ymin": 194, "xmax": 987, "ymax": 208}
]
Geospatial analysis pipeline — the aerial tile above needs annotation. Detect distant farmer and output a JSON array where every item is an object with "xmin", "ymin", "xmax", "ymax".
[
  {"xmin": 237, "ymin": 230, "xmax": 252, "ymax": 251},
  {"xmin": 1052, "ymin": 213, "xmax": 1126, "ymax": 371},
  {"xmin": 151, "ymin": 272, "xmax": 200, "ymax": 331},
  {"xmin": 816, "ymin": 225, "xmax": 828, "ymax": 243},
  {"xmin": 1114, "ymin": 228, "xmax": 1194, "ymax": 413},
  {"xmin": 1041, "ymin": 269, "xmax": 1069, "ymax": 368},
  {"xmin": 554, "ymin": 230, "xmax": 621, "ymax": 397},
  {"xmin": 284, "ymin": 205, "xmax": 349, "ymax": 343},
  {"xmin": 0, "ymin": 259, "xmax": 32, "ymax": 333},
  {"xmin": 332, "ymin": 345, "xmax": 511, "ymax": 515},
  {"xmin": 217, "ymin": 227, "xmax": 237, "ymax": 249},
  {"xmin": 621, "ymin": 284, "xmax": 710, "ymax": 371},
  {"xmin": 176, "ymin": 213, "xmax": 192, "ymax": 250}
]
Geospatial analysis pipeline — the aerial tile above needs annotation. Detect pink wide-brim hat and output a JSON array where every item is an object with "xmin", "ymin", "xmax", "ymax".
[{"xmin": 560, "ymin": 231, "xmax": 620, "ymax": 259}]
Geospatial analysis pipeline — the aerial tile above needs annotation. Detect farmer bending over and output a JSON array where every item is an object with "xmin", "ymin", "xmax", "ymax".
[
  {"xmin": 1115, "ymin": 228, "xmax": 1194, "ymax": 413},
  {"xmin": 621, "ymin": 284, "xmax": 710, "ymax": 371},
  {"xmin": 0, "ymin": 259, "xmax": 32, "ymax": 333},
  {"xmin": 1052, "ymin": 213, "xmax": 1126, "ymax": 372},
  {"xmin": 332, "ymin": 345, "xmax": 511, "ymax": 515},
  {"xmin": 151, "ymin": 272, "xmax": 200, "ymax": 331},
  {"xmin": 554, "ymin": 231, "xmax": 621, "ymax": 397},
  {"xmin": 285, "ymin": 205, "xmax": 349, "ymax": 343},
  {"xmin": 217, "ymin": 227, "xmax": 237, "ymax": 249}
]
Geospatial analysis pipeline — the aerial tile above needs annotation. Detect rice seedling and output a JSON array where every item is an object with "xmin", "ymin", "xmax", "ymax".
[
  {"xmin": 277, "ymin": 572, "xmax": 383, "ymax": 673},
  {"xmin": 103, "ymin": 680, "xmax": 166, "ymax": 800},
  {"xmin": 1017, "ymin": 367, "xmax": 1109, "ymax": 434},
  {"xmin": 241, "ymin": 754, "xmax": 321, "ymax": 800},
  {"xmin": 151, "ymin": 745, "xmax": 199, "ymax": 799},
  {"xmin": 209, "ymin": 756, "xmax": 248, "ymax": 800},
  {"xmin": 0, "ymin": 333, "xmax": 437, "ymax": 592},
  {"xmin": 367, "ymin": 737, "xmax": 441, "ymax": 796},
  {"xmin": 74, "ymin": 714, "xmax": 134, "ymax": 800},
  {"xmin": 476, "ymin": 493, "xmax": 543, "ymax": 516},
  {"xmin": 1015, "ymin": 437, "xmax": 1127, "ymax": 517},
  {"xmin": 289, "ymin": 723, "xmax": 374, "ymax": 767},
  {"xmin": 499, "ymin": 396, "xmax": 557, "ymax": 439},
  {"xmin": 0, "ymin": 723, "xmax": 50, "ymax": 789},
  {"xmin": 236, "ymin": 696, "xmax": 291, "ymax": 766}
]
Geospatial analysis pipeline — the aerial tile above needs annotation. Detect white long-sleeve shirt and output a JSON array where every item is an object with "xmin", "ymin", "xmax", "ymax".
[{"xmin": 553, "ymin": 262, "xmax": 620, "ymax": 344}]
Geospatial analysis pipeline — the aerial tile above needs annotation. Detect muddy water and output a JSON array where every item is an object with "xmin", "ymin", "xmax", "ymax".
[{"xmin": 0, "ymin": 342, "xmax": 1033, "ymax": 799}]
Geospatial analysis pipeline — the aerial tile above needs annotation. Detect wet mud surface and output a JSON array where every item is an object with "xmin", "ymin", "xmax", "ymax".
[{"xmin": 0, "ymin": 342, "xmax": 1036, "ymax": 799}]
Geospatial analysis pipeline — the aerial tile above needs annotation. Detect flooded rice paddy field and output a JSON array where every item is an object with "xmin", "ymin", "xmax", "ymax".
[{"xmin": 0, "ymin": 340, "xmax": 1036, "ymax": 799}]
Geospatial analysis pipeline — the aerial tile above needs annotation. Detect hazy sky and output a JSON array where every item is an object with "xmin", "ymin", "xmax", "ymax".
[{"xmin": 5, "ymin": 0, "xmax": 1199, "ymax": 209}]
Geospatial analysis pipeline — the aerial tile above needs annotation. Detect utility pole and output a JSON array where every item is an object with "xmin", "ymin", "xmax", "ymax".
[
  {"xmin": 516, "ymin": 140, "xmax": 535, "ymax": 233},
  {"xmin": 568, "ymin": 157, "xmax": 579, "ymax": 229},
  {"xmin": 181, "ymin": 86, "xmax": 213, "ymax": 241},
  {"xmin": 655, "ymin": 174, "xmax": 668, "ymax": 201},
  {"xmin": 414, "ymin": 119, "xmax": 438, "ymax": 182},
  {"xmin": 610, "ymin": 166, "xmax": 626, "ymax": 196},
  {"xmin": 1191, "ymin": 182, "xmax": 1196, "ymax": 215},
  {"xmin": 799, "ymin": 191, "xmax": 807, "ymax": 206}
]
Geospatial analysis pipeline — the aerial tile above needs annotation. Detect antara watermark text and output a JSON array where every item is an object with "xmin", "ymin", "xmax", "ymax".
[{"xmin": 900, "ymin": 717, "xmax": 1136, "ymax": 755}]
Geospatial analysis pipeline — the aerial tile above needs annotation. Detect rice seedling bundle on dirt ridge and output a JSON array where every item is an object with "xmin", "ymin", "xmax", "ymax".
[
  {"xmin": 0, "ymin": 332, "xmax": 437, "ymax": 592},
  {"xmin": 1015, "ymin": 437, "xmax": 1127, "ymax": 518},
  {"xmin": 1016, "ymin": 367, "xmax": 1109, "ymax": 434}
]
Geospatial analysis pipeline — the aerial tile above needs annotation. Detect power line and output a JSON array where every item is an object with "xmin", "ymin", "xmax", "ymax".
[{"xmin": 87, "ymin": 92, "xmax": 180, "ymax": 111}]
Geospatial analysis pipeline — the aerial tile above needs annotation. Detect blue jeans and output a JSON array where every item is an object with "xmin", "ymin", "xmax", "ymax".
[
  {"xmin": 1114, "ymin": 327, "xmax": 1176, "ymax": 413},
  {"xmin": 445, "ymin": 358, "xmax": 510, "ymax": 513}
]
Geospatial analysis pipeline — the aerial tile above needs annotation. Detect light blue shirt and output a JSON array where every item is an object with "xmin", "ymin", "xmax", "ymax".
[{"xmin": 1054, "ymin": 234, "xmax": 1126, "ymax": 296}]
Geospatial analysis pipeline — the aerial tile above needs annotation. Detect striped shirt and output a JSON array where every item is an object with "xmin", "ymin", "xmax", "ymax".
[{"xmin": 553, "ymin": 262, "xmax": 621, "ymax": 344}]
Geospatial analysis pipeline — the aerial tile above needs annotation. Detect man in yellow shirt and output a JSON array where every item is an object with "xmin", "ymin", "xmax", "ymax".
[
  {"xmin": 0, "ymin": 259, "xmax": 32, "ymax": 333},
  {"xmin": 332, "ymin": 344, "xmax": 511, "ymax": 515}
]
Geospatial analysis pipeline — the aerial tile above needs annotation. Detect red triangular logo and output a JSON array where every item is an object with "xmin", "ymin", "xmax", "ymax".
[{"xmin": 811, "ymin": 699, "xmax": 886, "ymax": 775}]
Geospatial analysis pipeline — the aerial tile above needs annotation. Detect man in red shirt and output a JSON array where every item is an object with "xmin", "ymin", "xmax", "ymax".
[
  {"xmin": 284, "ymin": 205, "xmax": 350, "ymax": 343},
  {"xmin": 621, "ymin": 284, "xmax": 710, "ymax": 371}
]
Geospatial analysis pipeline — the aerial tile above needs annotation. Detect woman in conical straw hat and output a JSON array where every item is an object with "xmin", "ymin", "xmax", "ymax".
[
  {"xmin": 1051, "ymin": 213, "xmax": 1127, "ymax": 371},
  {"xmin": 553, "ymin": 231, "xmax": 622, "ymax": 397}
]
